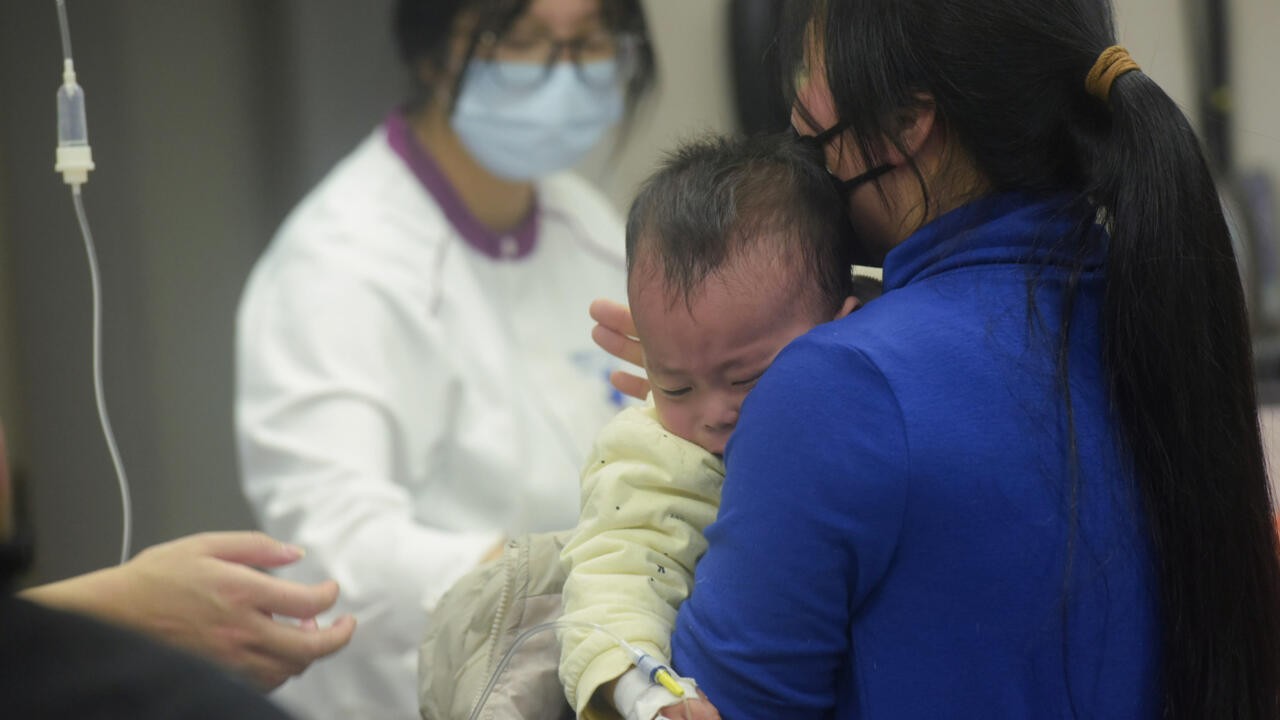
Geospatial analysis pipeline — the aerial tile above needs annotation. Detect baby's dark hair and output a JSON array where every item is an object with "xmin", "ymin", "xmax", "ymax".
[{"xmin": 625, "ymin": 133, "xmax": 855, "ymax": 318}]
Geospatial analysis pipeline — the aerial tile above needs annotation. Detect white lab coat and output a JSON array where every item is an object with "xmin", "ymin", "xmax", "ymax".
[{"xmin": 235, "ymin": 125, "xmax": 630, "ymax": 720}]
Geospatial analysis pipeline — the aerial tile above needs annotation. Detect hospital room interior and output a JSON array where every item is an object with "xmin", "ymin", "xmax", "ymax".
[{"xmin": 2, "ymin": 0, "xmax": 1280, "ymax": 717}]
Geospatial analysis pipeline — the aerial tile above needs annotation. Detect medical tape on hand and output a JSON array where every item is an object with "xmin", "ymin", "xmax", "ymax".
[{"xmin": 614, "ymin": 666, "xmax": 699, "ymax": 720}]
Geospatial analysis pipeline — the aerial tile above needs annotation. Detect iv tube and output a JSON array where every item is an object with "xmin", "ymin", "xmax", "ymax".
[
  {"xmin": 71, "ymin": 187, "xmax": 132, "ymax": 565},
  {"xmin": 53, "ymin": 0, "xmax": 132, "ymax": 565},
  {"xmin": 55, "ymin": 0, "xmax": 73, "ymax": 62}
]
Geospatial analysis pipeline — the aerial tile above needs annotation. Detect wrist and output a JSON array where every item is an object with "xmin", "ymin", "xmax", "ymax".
[
  {"xmin": 612, "ymin": 667, "xmax": 698, "ymax": 720},
  {"xmin": 20, "ymin": 565, "xmax": 129, "ymax": 622},
  {"xmin": 611, "ymin": 667, "xmax": 650, "ymax": 715}
]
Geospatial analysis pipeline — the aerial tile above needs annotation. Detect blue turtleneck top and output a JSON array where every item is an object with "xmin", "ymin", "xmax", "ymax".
[{"xmin": 671, "ymin": 192, "xmax": 1159, "ymax": 719}]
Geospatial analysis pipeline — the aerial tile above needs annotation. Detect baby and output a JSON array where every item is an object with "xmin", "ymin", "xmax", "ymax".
[{"xmin": 558, "ymin": 132, "xmax": 861, "ymax": 720}]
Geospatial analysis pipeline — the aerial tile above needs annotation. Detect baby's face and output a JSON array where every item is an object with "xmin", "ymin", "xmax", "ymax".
[{"xmin": 631, "ymin": 260, "xmax": 834, "ymax": 455}]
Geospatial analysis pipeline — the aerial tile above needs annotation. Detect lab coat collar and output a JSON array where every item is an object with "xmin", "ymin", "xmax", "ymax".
[{"xmin": 385, "ymin": 111, "xmax": 540, "ymax": 261}]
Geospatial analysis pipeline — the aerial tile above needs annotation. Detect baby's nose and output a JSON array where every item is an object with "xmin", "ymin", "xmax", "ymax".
[{"xmin": 704, "ymin": 402, "xmax": 740, "ymax": 431}]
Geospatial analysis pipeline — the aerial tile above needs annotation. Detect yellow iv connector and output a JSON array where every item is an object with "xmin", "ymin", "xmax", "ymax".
[{"xmin": 633, "ymin": 652, "xmax": 685, "ymax": 697}]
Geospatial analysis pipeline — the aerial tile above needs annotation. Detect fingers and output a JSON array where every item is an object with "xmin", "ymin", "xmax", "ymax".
[
  {"xmin": 235, "ymin": 650, "xmax": 300, "ymax": 691},
  {"xmin": 238, "ymin": 571, "xmax": 341, "ymax": 619},
  {"xmin": 248, "ymin": 611, "xmax": 357, "ymax": 670},
  {"xmin": 592, "ymin": 324, "xmax": 644, "ymax": 368},
  {"xmin": 233, "ymin": 618, "xmax": 353, "ymax": 691},
  {"xmin": 589, "ymin": 300, "xmax": 647, "ymax": 394},
  {"xmin": 232, "ymin": 613, "xmax": 357, "ymax": 689},
  {"xmin": 589, "ymin": 298, "xmax": 637, "ymax": 337},
  {"xmin": 610, "ymin": 369, "xmax": 651, "ymax": 401},
  {"xmin": 187, "ymin": 531, "xmax": 305, "ymax": 569}
]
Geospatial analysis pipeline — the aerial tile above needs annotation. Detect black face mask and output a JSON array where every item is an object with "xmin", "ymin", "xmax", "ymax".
[{"xmin": 800, "ymin": 120, "xmax": 895, "ymax": 196}]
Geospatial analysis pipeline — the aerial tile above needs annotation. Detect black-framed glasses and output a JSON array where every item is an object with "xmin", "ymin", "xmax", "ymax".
[{"xmin": 474, "ymin": 29, "xmax": 644, "ymax": 89}]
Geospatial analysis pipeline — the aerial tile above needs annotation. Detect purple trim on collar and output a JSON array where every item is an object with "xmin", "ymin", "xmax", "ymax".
[{"xmin": 384, "ymin": 111, "xmax": 539, "ymax": 261}]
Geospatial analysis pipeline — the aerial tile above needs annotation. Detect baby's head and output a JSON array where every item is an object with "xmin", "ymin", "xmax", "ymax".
[{"xmin": 626, "ymin": 133, "xmax": 858, "ymax": 455}]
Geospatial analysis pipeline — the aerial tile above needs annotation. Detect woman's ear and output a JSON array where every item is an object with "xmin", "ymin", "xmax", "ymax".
[
  {"xmin": 835, "ymin": 295, "xmax": 861, "ymax": 319},
  {"xmin": 882, "ymin": 95, "xmax": 938, "ymax": 164}
]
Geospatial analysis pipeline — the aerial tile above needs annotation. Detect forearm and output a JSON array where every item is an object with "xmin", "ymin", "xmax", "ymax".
[
  {"xmin": 561, "ymin": 531, "xmax": 692, "ymax": 715},
  {"xmin": 21, "ymin": 566, "xmax": 135, "ymax": 625},
  {"xmin": 565, "ymin": 482, "xmax": 720, "ymax": 627},
  {"xmin": 561, "ymin": 414, "xmax": 722, "ymax": 711},
  {"xmin": 562, "ymin": 475, "xmax": 715, "ymax": 663}
]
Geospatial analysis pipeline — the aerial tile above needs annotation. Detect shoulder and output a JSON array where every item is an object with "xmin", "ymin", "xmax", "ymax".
[
  {"xmin": 0, "ymin": 597, "xmax": 290, "ymax": 719},
  {"xmin": 242, "ymin": 132, "xmax": 446, "ymax": 316},
  {"xmin": 294, "ymin": 130, "xmax": 422, "ymax": 222},
  {"xmin": 537, "ymin": 170, "xmax": 622, "ymax": 224},
  {"xmin": 734, "ymin": 324, "xmax": 907, "ymax": 468},
  {"xmin": 744, "ymin": 320, "xmax": 900, "ymax": 418},
  {"xmin": 269, "ymin": 129, "xmax": 451, "ymax": 276},
  {"xmin": 729, "ymin": 323, "xmax": 910, "ymax": 522},
  {"xmin": 536, "ymin": 171, "xmax": 626, "ymax": 261},
  {"xmin": 799, "ymin": 282, "xmax": 1001, "ymax": 387}
]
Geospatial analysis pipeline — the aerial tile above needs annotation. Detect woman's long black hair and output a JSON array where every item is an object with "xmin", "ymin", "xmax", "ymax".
[{"xmin": 783, "ymin": 0, "xmax": 1280, "ymax": 716}]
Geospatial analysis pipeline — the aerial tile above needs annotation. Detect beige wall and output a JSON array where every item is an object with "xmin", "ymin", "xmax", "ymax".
[
  {"xmin": 1233, "ymin": 0, "xmax": 1280, "ymax": 195},
  {"xmin": 1233, "ymin": 0, "xmax": 1280, "ymax": 331},
  {"xmin": 1113, "ymin": 0, "xmax": 1194, "ymax": 109},
  {"xmin": 580, "ymin": 0, "xmax": 737, "ymax": 209}
]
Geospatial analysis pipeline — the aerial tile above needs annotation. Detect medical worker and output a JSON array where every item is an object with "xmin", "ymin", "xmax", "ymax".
[{"xmin": 234, "ymin": 0, "xmax": 655, "ymax": 718}]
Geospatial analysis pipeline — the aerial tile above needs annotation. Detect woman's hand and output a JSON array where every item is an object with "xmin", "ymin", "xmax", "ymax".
[
  {"xmin": 589, "ymin": 298, "xmax": 649, "ymax": 400},
  {"xmin": 22, "ymin": 531, "xmax": 356, "ymax": 690}
]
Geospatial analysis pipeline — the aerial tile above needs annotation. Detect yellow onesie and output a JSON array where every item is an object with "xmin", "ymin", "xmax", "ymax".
[{"xmin": 558, "ymin": 403, "xmax": 725, "ymax": 719}]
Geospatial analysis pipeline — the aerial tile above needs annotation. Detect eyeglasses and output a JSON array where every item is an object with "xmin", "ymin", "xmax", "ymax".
[{"xmin": 473, "ymin": 28, "xmax": 644, "ymax": 89}]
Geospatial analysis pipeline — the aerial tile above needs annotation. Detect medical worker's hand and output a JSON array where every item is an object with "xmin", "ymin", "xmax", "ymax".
[
  {"xmin": 22, "ymin": 531, "xmax": 356, "ymax": 690},
  {"xmin": 589, "ymin": 298, "xmax": 649, "ymax": 400}
]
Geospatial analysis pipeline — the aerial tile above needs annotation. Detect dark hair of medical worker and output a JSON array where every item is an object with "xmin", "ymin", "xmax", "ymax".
[
  {"xmin": 784, "ymin": 1, "xmax": 1280, "ymax": 717},
  {"xmin": 624, "ymin": 133, "xmax": 856, "ymax": 319},
  {"xmin": 392, "ymin": 0, "xmax": 655, "ymax": 121}
]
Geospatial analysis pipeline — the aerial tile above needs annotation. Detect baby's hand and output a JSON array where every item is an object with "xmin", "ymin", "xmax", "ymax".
[{"xmin": 657, "ymin": 692, "xmax": 721, "ymax": 720}]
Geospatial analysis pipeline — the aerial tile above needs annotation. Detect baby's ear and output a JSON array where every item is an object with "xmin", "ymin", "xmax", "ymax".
[{"xmin": 835, "ymin": 296, "xmax": 860, "ymax": 319}]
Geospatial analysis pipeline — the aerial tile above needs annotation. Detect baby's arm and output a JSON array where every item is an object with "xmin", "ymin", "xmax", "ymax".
[{"xmin": 559, "ymin": 404, "xmax": 724, "ymax": 720}]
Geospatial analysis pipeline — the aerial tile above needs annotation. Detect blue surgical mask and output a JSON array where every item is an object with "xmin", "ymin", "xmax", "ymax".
[{"xmin": 451, "ymin": 60, "xmax": 624, "ymax": 181}]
